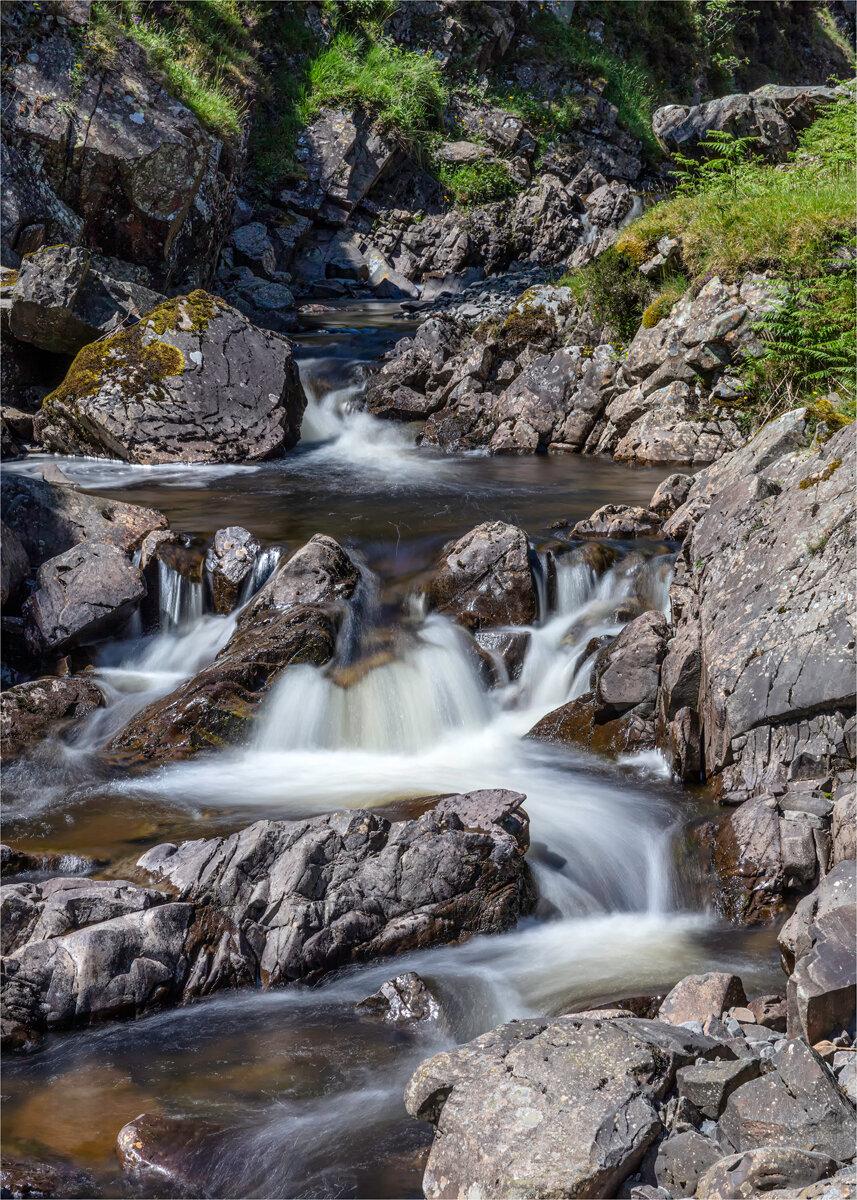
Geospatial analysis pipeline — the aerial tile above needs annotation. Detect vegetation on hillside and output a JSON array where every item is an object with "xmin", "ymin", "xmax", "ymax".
[
  {"xmin": 89, "ymin": 0, "xmax": 255, "ymax": 140},
  {"xmin": 559, "ymin": 92, "xmax": 856, "ymax": 424}
]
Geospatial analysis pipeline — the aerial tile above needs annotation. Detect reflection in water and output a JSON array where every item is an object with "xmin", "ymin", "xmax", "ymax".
[{"xmin": 1, "ymin": 305, "xmax": 784, "ymax": 1199}]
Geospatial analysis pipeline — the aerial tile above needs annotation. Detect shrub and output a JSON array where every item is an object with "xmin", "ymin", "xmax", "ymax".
[
  {"xmin": 435, "ymin": 158, "xmax": 520, "ymax": 207},
  {"xmin": 558, "ymin": 248, "xmax": 655, "ymax": 342}
]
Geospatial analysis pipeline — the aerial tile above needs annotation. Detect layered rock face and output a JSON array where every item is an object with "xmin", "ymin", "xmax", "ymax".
[
  {"xmin": 1, "ymin": 790, "xmax": 534, "ymax": 1044},
  {"xmin": 363, "ymin": 275, "xmax": 769, "ymax": 465},
  {"xmin": 109, "ymin": 534, "xmax": 360, "ymax": 762},
  {"xmin": 1, "ymin": 7, "xmax": 234, "ymax": 290},
  {"xmin": 658, "ymin": 415, "xmax": 855, "ymax": 805},
  {"xmin": 34, "ymin": 292, "xmax": 307, "ymax": 464}
]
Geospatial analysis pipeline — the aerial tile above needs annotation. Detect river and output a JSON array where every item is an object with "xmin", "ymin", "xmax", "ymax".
[{"xmin": 2, "ymin": 303, "xmax": 783, "ymax": 1198}]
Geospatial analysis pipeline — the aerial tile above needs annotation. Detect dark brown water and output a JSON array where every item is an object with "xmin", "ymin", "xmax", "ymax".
[{"xmin": 2, "ymin": 304, "xmax": 786, "ymax": 1198}]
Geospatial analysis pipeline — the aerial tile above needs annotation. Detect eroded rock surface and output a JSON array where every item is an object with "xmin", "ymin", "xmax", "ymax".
[
  {"xmin": 1, "ymin": 791, "xmax": 533, "ymax": 1043},
  {"xmin": 425, "ymin": 521, "xmax": 537, "ymax": 629},
  {"xmin": 1, "ymin": 675, "xmax": 104, "ymax": 759}
]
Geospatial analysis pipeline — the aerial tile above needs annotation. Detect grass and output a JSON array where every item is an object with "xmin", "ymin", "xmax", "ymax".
[
  {"xmin": 300, "ymin": 33, "xmax": 446, "ymax": 153},
  {"xmin": 477, "ymin": 83, "xmax": 583, "ymax": 151},
  {"xmin": 90, "ymin": 0, "xmax": 254, "ymax": 141},
  {"xmin": 435, "ymin": 158, "xmax": 521, "ymax": 207}
]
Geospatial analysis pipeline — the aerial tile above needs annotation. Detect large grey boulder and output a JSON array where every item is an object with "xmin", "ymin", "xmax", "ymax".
[
  {"xmin": 653, "ymin": 86, "xmax": 840, "ymax": 162},
  {"xmin": 34, "ymin": 292, "xmax": 307, "ymax": 464},
  {"xmin": 0, "ymin": 675, "xmax": 104, "ymax": 759},
  {"xmin": 405, "ymin": 1015, "xmax": 735, "ymax": 1199},
  {"xmin": 9, "ymin": 244, "xmax": 165, "ymax": 355},
  {"xmin": 1, "ymin": 137, "xmax": 83, "ymax": 267},
  {"xmin": 2, "ymin": 791, "xmax": 533, "ymax": 1043},
  {"xmin": 658, "ymin": 972, "xmax": 747, "ymax": 1027},
  {"xmin": 110, "ymin": 534, "xmax": 360, "ymax": 763},
  {"xmin": 425, "ymin": 521, "xmax": 537, "ymax": 629},
  {"xmin": 778, "ymin": 862, "xmax": 856, "ymax": 1045},
  {"xmin": 657, "ymin": 415, "xmax": 856, "ymax": 804}
]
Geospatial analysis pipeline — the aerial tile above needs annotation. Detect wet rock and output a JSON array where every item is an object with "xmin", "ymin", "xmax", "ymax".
[
  {"xmin": 365, "ymin": 384, "xmax": 442, "ymax": 421},
  {"xmin": 204, "ymin": 526, "xmax": 261, "ymax": 615},
  {"xmin": 0, "ymin": 1155, "xmax": 98, "ymax": 1199},
  {"xmin": 696, "ymin": 1146, "xmax": 839, "ymax": 1200},
  {"xmin": 405, "ymin": 1015, "xmax": 735, "ymax": 1199},
  {"xmin": 356, "ymin": 972, "xmax": 445, "ymax": 1025},
  {"xmin": 572, "ymin": 505, "xmax": 662, "ymax": 540},
  {"xmin": 24, "ymin": 541, "xmax": 146, "ymax": 656},
  {"xmin": 0, "ymin": 845, "xmax": 97, "ymax": 880},
  {"xmin": 654, "ymin": 1129, "xmax": 722, "ymax": 1198},
  {"xmin": 653, "ymin": 86, "xmax": 840, "ymax": 162},
  {"xmin": 110, "ymin": 534, "xmax": 360, "ymax": 762},
  {"xmin": 35, "ymin": 292, "xmax": 307, "ymax": 464},
  {"xmin": 425, "ymin": 521, "xmax": 537, "ymax": 630},
  {"xmin": 656, "ymin": 416, "xmax": 856, "ymax": 804},
  {"xmin": 659, "ymin": 973, "xmax": 748, "ymax": 1027},
  {"xmin": 713, "ymin": 792, "xmax": 826, "ymax": 923},
  {"xmin": 0, "ymin": 675, "xmax": 104, "ymax": 759},
  {"xmin": 778, "ymin": 862, "xmax": 856, "ymax": 1045},
  {"xmin": 117, "ymin": 1113, "xmax": 225, "ymax": 1195},
  {"xmin": 719, "ymin": 1039, "xmax": 856, "ymax": 1162},
  {"xmin": 9, "ymin": 244, "xmax": 165, "ymax": 355},
  {"xmin": 473, "ymin": 628, "xmax": 531, "ymax": 681},
  {"xmin": 1, "ymin": 474, "xmax": 166, "ymax": 569}
]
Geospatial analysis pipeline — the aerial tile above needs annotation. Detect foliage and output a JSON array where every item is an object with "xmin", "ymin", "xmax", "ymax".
[
  {"xmin": 640, "ymin": 275, "xmax": 689, "ymax": 328},
  {"xmin": 473, "ymin": 82, "xmax": 582, "ymax": 150},
  {"xmin": 91, "ymin": 0, "xmax": 254, "ymax": 141},
  {"xmin": 621, "ymin": 98, "xmax": 856, "ymax": 279},
  {"xmin": 745, "ymin": 259, "xmax": 856, "ymax": 417},
  {"xmin": 301, "ymin": 32, "xmax": 446, "ymax": 152},
  {"xmin": 435, "ymin": 158, "xmax": 520, "ymax": 207},
  {"xmin": 557, "ymin": 248, "xmax": 655, "ymax": 342},
  {"xmin": 691, "ymin": 0, "xmax": 751, "ymax": 81}
]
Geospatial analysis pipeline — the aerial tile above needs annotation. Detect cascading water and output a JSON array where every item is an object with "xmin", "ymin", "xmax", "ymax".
[
  {"xmin": 2, "ymin": 306, "xmax": 784, "ymax": 1200},
  {"xmin": 157, "ymin": 559, "xmax": 204, "ymax": 631}
]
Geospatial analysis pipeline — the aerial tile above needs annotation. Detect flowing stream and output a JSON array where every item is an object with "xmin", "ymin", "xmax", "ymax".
[{"xmin": 2, "ymin": 303, "xmax": 784, "ymax": 1198}]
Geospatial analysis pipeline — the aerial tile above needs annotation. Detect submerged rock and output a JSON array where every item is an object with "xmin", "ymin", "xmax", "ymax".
[
  {"xmin": 0, "ymin": 1155, "xmax": 98, "ymax": 1199},
  {"xmin": 110, "ymin": 534, "xmax": 359, "ymax": 762},
  {"xmin": 425, "ymin": 521, "xmax": 537, "ymax": 629},
  {"xmin": 1, "ymin": 791, "xmax": 533, "ymax": 1043},
  {"xmin": 0, "ymin": 675, "xmax": 104, "ymax": 759},
  {"xmin": 117, "ymin": 1113, "xmax": 225, "ymax": 1195},
  {"xmin": 34, "ymin": 292, "xmax": 306, "ymax": 464}
]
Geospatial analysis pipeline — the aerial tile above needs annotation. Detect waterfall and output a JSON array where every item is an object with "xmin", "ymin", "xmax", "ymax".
[{"xmin": 158, "ymin": 559, "xmax": 203, "ymax": 632}]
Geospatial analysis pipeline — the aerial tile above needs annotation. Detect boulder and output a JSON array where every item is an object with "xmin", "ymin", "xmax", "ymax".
[
  {"xmin": 117, "ymin": 1113, "xmax": 225, "ymax": 1194},
  {"xmin": 405, "ymin": 1015, "xmax": 735, "ymax": 1199},
  {"xmin": 831, "ymin": 792, "xmax": 855, "ymax": 865},
  {"xmin": 696, "ymin": 1146, "xmax": 838, "ymax": 1200},
  {"xmin": 676, "ymin": 1058, "xmax": 761, "ymax": 1119},
  {"xmin": 23, "ymin": 542, "xmax": 145, "ymax": 655},
  {"xmin": 1, "ymin": 473, "xmax": 166, "ymax": 568},
  {"xmin": 356, "ymin": 972, "xmax": 445, "ymax": 1025},
  {"xmin": 425, "ymin": 521, "xmax": 537, "ymax": 629},
  {"xmin": 718, "ymin": 1039, "xmax": 856, "ymax": 1162},
  {"xmin": 0, "ymin": 675, "xmax": 104, "ymax": 759},
  {"xmin": 286, "ymin": 109, "xmax": 399, "ymax": 225},
  {"xmin": 659, "ymin": 973, "xmax": 748, "ymax": 1026},
  {"xmin": 34, "ymin": 292, "xmax": 307, "ymax": 464},
  {"xmin": 231, "ymin": 222, "xmax": 277, "ymax": 278},
  {"xmin": 2, "ymin": 792, "xmax": 533, "ymax": 1044},
  {"xmin": 653, "ymin": 86, "xmax": 840, "ymax": 162},
  {"xmin": 204, "ymin": 526, "xmax": 261, "ymax": 615},
  {"xmin": 9, "ymin": 244, "xmax": 165, "ymax": 355},
  {"xmin": 778, "ymin": 862, "xmax": 856, "ymax": 1045},
  {"xmin": 572, "ymin": 505, "xmax": 662, "ymax": 540},
  {"xmin": 1, "ymin": 137, "xmax": 84, "ymax": 266},
  {"xmin": 110, "ymin": 534, "xmax": 360, "ymax": 762}
]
